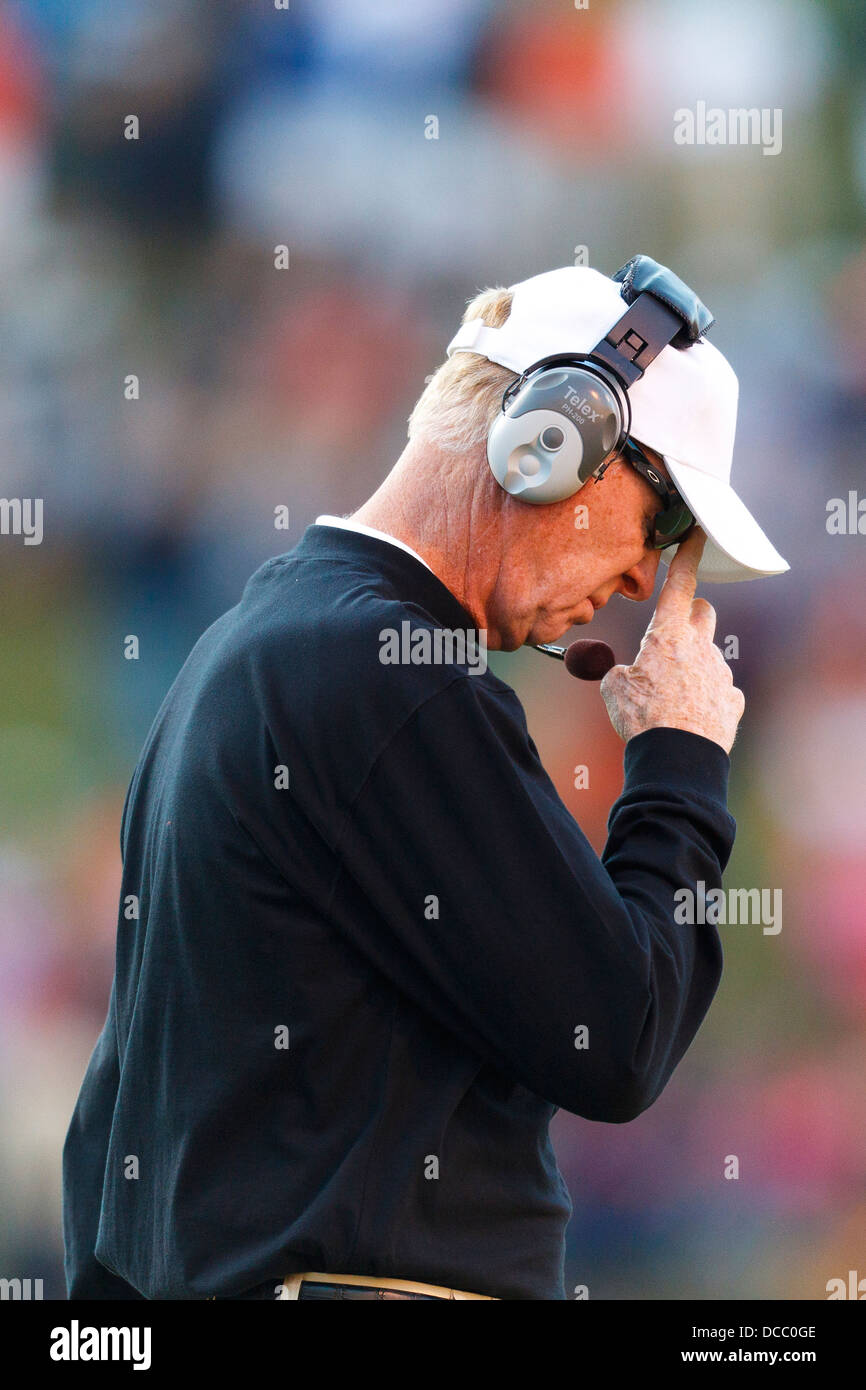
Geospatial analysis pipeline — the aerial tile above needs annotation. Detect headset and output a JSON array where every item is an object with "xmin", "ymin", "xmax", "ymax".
[{"xmin": 487, "ymin": 255, "xmax": 715, "ymax": 505}]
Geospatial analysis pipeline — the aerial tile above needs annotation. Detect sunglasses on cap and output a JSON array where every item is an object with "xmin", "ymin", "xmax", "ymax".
[{"xmin": 619, "ymin": 438, "xmax": 695, "ymax": 549}]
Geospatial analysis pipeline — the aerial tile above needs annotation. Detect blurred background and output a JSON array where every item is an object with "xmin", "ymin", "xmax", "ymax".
[{"xmin": 1, "ymin": 0, "xmax": 864, "ymax": 1300}]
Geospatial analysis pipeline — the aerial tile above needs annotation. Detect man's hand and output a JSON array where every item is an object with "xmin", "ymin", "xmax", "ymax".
[{"xmin": 600, "ymin": 530, "xmax": 745, "ymax": 755}]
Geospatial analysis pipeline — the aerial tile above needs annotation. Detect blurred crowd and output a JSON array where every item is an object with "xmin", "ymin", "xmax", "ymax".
[{"xmin": 1, "ymin": 0, "xmax": 864, "ymax": 1298}]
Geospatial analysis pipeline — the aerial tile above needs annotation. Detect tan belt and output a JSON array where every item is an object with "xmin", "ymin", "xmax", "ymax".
[{"xmin": 278, "ymin": 1271, "xmax": 497, "ymax": 1300}]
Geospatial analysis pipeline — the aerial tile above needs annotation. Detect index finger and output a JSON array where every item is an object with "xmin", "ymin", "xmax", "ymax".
[{"xmin": 650, "ymin": 528, "xmax": 706, "ymax": 626}]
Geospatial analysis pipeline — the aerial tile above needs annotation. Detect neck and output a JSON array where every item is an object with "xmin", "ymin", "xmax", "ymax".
[{"xmin": 352, "ymin": 440, "xmax": 504, "ymax": 634}]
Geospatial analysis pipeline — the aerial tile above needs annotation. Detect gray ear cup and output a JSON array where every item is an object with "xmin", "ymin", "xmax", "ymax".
[
  {"xmin": 487, "ymin": 364, "xmax": 628, "ymax": 505},
  {"xmin": 487, "ymin": 409, "xmax": 584, "ymax": 503}
]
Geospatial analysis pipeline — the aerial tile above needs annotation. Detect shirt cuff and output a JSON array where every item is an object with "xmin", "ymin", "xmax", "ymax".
[{"xmin": 623, "ymin": 726, "xmax": 731, "ymax": 807}]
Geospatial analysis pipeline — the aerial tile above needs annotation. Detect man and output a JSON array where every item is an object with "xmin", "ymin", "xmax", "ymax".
[{"xmin": 63, "ymin": 258, "xmax": 788, "ymax": 1301}]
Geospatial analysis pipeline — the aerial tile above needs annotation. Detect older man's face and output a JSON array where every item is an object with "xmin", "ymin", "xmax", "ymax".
[{"xmin": 490, "ymin": 444, "xmax": 679, "ymax": 648}]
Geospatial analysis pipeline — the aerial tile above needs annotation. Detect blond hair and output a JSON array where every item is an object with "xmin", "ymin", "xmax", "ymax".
[{"xmin": 407, "ymin": 287, "xmax": 518, "ymax": 454}]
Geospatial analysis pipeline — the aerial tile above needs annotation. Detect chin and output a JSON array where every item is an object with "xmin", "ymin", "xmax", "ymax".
[
  {"xmin": 529, "ymin": 604, "xmax": 594, "ymax": 645},
  {"xmin": 571, "ymin": 599, "xmax": 596, "ymax": 627}
]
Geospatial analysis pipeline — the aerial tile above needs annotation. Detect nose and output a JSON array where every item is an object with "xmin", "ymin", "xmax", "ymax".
[{"xmin": 617, "ymin": 551, "xmax": 661, "ymax": 602}]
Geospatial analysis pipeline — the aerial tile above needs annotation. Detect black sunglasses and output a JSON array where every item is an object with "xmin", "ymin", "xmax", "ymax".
[{"xmin": 619, "ymin": 438, "xmax": 695, "ymax": 549}]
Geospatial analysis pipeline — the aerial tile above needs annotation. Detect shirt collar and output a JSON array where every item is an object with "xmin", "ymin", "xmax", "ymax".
[
  {"xmin": 297, "ymin": 522, "xmax": 478, "ymax": 633},
  {"xmin": 315, "ymin": 515, "xmax": 433, "ymax": 574}
]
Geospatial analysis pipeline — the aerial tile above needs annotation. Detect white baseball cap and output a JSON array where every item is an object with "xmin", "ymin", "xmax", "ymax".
[{"xmin": 447, "ymin": 264, "xmax": 789, "ymax": 583}]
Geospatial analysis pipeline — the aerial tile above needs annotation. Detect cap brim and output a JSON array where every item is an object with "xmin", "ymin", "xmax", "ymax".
[{"xmin": 660, "ymin": 456, "xmax": 790, "ymax": 583}]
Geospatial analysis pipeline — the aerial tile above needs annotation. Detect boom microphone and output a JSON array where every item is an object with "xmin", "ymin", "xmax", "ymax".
[{"xmin": 533, "ymin": 639, "xmax": 617, "ymax": 681}]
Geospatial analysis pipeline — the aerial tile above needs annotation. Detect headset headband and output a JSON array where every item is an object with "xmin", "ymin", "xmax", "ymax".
[{"xmin": 507, "ymin": 255, "xmax": 715, "ymax": 400}]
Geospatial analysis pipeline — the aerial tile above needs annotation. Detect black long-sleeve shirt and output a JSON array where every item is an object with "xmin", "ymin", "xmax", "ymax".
[{"xmin": 62, "ymin": 523, "xmax": 734, "ymax": 1301}]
